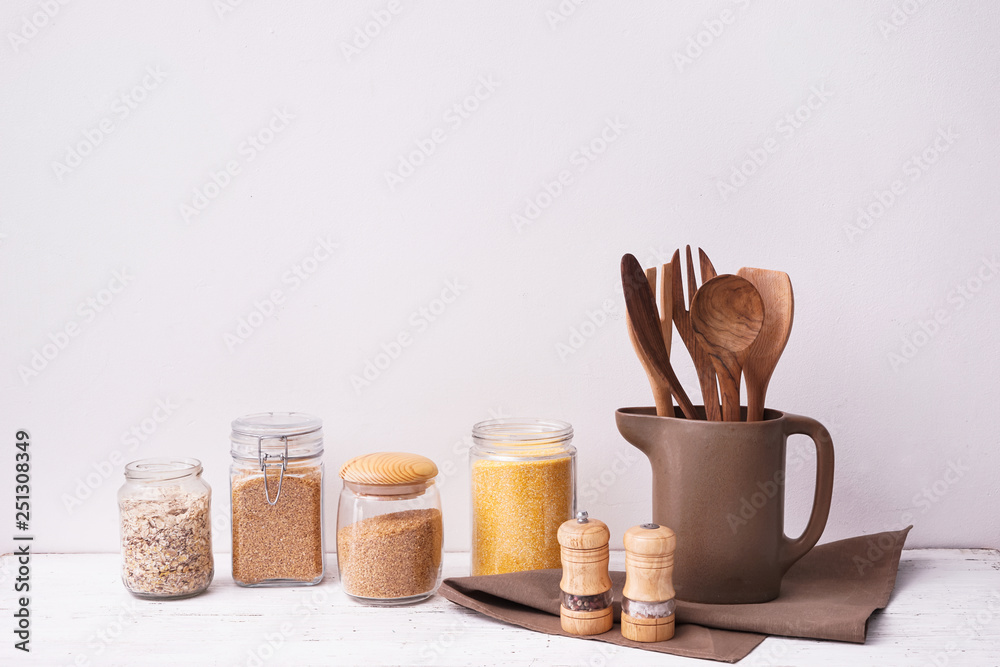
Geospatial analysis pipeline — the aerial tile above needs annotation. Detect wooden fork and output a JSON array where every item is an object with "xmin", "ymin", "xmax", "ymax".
[{"xmin": 672, "ymin": 246, "xmax": 722, "ymax": 421}]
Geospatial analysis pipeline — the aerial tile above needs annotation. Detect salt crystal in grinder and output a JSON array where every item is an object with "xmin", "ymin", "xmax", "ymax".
[
  {"xmin": 622, "ymin": 522, "xmax": 677, "ymax": 642},
  {"xmin": 557, "ymin": 511, "xmax": 613, "ymax": 635}
]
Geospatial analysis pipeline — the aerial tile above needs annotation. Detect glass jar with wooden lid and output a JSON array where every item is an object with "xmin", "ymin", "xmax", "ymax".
[
  {"xmin": 230, "ymin": 412, "xmax": 325, "ymax": 587},
  {"xmin": 337, "ymin": 452, "xmax": 443, "ymax": 605}
]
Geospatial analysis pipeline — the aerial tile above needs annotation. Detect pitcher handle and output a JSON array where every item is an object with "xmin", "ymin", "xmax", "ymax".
[{"xmin": 778, "ymin": 413, "xmax": 835, "ymax": 572}]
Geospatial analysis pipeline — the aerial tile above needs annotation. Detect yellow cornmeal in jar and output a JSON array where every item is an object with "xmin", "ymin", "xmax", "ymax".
[{"xmin": 471, "ymin": 454, "xmax": 573, "ymax": 576}]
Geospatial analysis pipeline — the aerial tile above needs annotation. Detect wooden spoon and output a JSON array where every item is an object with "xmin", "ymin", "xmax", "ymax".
[
  {"xmin": 621, "ymin": 254, "xmax": 698, "ymax": 419},
  {"xmin": 738, "ymin": 267, "xmax": 794, "ymax": 421},
  {"xmin": 690, "ymin": 275, "xmax": 765, "ymax": 421}
]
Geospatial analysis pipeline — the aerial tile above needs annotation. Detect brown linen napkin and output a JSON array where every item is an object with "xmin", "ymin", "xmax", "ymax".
[{"xmin": 439, "ymin": 527, "xmax": 911, "ymax": 663}]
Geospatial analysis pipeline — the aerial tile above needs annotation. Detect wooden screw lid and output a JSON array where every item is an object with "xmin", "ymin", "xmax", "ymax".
[
  {"xmin": 624, "ymin": 522, "xmax": 676, "ymax": 555},
  {"xmin": 339, "ymin": 452, "xmax": 438, "ymax": 485},
  {"xmin": 558, "ymin": 511, "xmax": 610, "ymax": 550}
]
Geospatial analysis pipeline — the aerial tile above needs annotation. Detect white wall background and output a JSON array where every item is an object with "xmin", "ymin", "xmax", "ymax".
[{"xmin": 2, "ymin": 1, "xmax": 998, "ymax": 555}]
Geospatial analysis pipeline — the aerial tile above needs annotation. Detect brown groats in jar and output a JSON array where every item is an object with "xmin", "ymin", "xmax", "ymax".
[
  {"xmin": 229, "ymin": 412, "xmax": 326, "ymax": 586},
  {"xmin": 231, "ymin": 468, "xmax": 323, "ymax": 584},
  {"xmin": 337, "ymin": 508, "xmax": 443, "ymax": 599},
  {"xmin": 118, "ymin": 458, "xmax": 214, "ymax": 599},
  {"xmin": 336, "ymin": 452, "xmax": 443, "ymax": 604}
]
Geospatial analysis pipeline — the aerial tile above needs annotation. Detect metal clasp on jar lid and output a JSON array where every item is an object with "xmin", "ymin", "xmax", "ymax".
[{"xmin": 258, "ymin": 435, "xmax": 288, "ymax": 505}]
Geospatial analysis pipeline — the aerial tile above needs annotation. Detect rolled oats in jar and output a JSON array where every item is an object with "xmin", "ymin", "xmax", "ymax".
[{"xmin": 118, "ymin": 458, "xmax": 214, "ymax": 599}]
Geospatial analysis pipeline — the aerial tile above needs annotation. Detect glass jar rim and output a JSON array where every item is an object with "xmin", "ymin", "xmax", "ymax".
[
  {"xmin": 472, "ymin": 418, "xmax": 573, "ymax": 443},
  {"xmin": 125, "ymin": 457, "xmax": 203, "ymax": 481},
  {"xmin": 471, "ymin": 418, "xmax": 574, "ymax": 457}
]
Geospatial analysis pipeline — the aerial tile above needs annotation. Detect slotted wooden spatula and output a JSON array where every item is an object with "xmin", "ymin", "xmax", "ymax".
[{"xmin": 672, "ymin": 246, "xmax": 722, "ymax": 420}]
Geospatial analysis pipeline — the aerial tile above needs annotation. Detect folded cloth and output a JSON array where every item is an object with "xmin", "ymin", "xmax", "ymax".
[{"xmin": 439, "ymin": 527, "xmax": 911, "ymax": 663}]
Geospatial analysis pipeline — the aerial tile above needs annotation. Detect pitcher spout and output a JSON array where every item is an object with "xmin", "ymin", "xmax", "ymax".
[{"xmin": 615, "ymin": 407, "xmax": 668, "ymax": 457}]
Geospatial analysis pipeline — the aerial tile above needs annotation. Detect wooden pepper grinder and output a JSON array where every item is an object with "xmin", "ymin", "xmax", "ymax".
[
  {"xmin": 622, "ymin": 522, "xmax": 677, "ymax": 642},
  {"xmin": 557, "ymin": 511, "xmax": 613, "ymax": 635}
]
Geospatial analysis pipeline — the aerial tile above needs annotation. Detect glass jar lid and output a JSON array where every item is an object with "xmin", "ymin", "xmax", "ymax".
[
  {"xmin": 230, "ymin": 412, "xmax": 324, "ymax": 461},
  {"xmin": 340, "ymin": 452, "xmax": 437, "ymax": 497}
]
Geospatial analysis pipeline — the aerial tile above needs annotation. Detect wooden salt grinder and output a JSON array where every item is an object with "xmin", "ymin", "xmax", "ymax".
[
  {"xmin": 622, "ymin": 523, "xmax": 677, "ymax": 642},
  {"xmin": 557, "ymin": 511, "xmax": 613, "ymax": 636}
]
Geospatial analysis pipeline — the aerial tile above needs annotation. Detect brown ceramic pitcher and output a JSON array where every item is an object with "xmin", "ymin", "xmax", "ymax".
[{"xmin": 615, "ymin": 406, "xmax": 834, "ymax": 604}]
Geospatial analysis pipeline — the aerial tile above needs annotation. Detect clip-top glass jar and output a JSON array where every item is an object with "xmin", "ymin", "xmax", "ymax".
[
  {"xmin": 230, "ymin": 412, "xmax": 325, "ymax": 586},
  {"xmin": 470, "ymin": 418, "xmax": 576, "ymax": 576},
  {"xmin": 118, "ymin": 458, "xmax": 214, "ymax": 599},
  {"xmin": 337, "ymin": 452, "xmax": 443, "ymax": 605}
]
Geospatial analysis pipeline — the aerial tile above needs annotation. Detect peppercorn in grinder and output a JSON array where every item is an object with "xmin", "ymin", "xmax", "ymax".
[
  {"xmin": 622, "ymin": 522, "xmax": 677, "ymax": 642},
  {"xmin": 557, "ymin": 511, "xmax": 613, "ymax": 635}
]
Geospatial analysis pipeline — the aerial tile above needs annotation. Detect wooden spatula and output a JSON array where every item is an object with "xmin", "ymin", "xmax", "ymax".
[{"xmin": 626, "ymin": 266, "xmax": 673, "ymax": 414}]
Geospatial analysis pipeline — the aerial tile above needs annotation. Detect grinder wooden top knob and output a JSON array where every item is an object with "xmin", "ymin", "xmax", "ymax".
[
  {"xmin": 557, "ymin": 510, "xmax": 611, "ymax": 553},
  {"xmin": 557, "ymin": 511, "xmax": 613, "ymax": 636}
]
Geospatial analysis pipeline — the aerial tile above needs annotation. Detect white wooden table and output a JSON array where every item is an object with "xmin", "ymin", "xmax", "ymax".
[{"xmin": 2, "ymin": 549, "xmax": 998, "ymax": 666}]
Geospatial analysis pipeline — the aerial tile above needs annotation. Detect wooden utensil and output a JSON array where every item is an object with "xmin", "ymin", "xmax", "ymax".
[
  {"xmin": 738, "ymin": 267, "xmax": 794, "ymax": 421},
  {"xmin": 698, "ymin": 247, "xmax": 717, "ymax": 283},
  {"xmin": 622, "ymin": 254, "xmax": 698, "ymax": 419},
  {"xmin": 655, "ymin": 265, "xmax": 673, "ymax": 359},
  {"xmin": 626, "ymin": 265, "xmax": 675, "ymax": 415},
  {"xmin": 672, "ymin": 247, "xmax": 722, "ymax": 420},
  {"xmin": 690, "ymin": 275, "xmax": 765, "ymax": 421}
]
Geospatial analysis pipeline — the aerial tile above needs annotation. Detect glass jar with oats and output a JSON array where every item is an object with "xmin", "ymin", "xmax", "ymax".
[
  {"xmin": 118, "ymin": 458, "xmax": 214, "ymax": 599},
  {"xmin": 230, "ymin": 412, "xmax": 325, "ymax": 587},
  {"xmin": 470, "ymin": 419, "xmax": 576, "ymax": 576}
]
